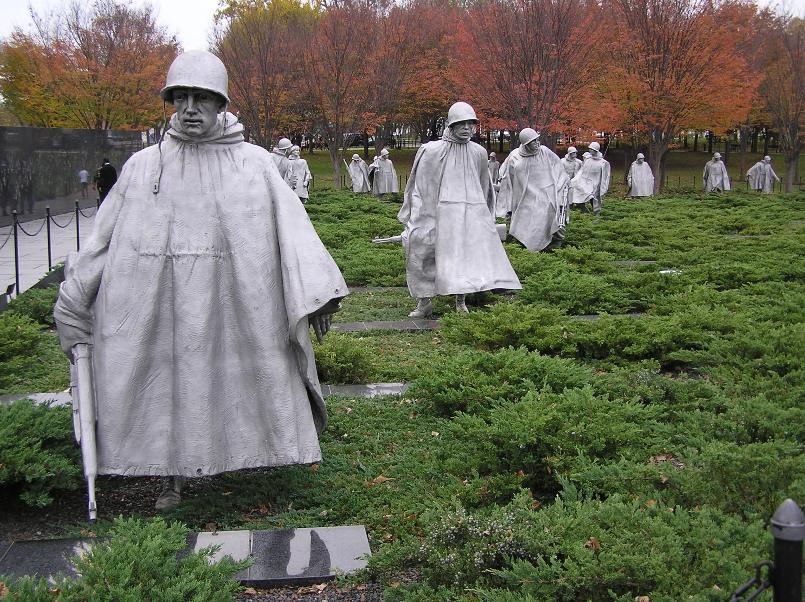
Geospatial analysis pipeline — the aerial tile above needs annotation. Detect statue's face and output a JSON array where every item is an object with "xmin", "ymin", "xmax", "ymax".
[
  {"xmin": 525, "ymin": 139, "xmax": 541, "ymax": 153},
  {"xmin": 172, "ymin": 88, "xmax": 221, "ymax": 138},
  {"xmin": 568, "ymin": 151, "xmax": 576, "ymax": 159},
  {"xmin": 714, "ymin": 156, "xmax": 721, "ymax": 162},
  {"xmin": 637, "ymin": 157, "xmax": 644, "ymax": 163},
  {"xmin": 451, "ymin": 120, "xmax": 476, "ymax": 142}
]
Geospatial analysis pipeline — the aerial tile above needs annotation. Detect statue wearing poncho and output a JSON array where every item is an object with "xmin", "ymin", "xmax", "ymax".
[
  {"xmin": 398, "ymin": 122, "xmax": 521, "ymax": 301},
  {"xmin": 54, "ymin": 110, "xmax": 347, "ymax": 478},
  {"xmin": 372, "ymin": 150, "xmax": 399, "ymax": 196},
  {"xmin": 627, "ymin": 154, "xmax": 655, "ymax": 197},
  {"xmin": 497, "ymin": 130, "xmax": 569, "ymax": 252},
  {"xmin": 347, "ymin": 155, "xmax": 371, "ymax": 193},
  {"xmin": 569, "ymin": 142, "xmax": 611, "ymax": 215},
  {"xmin": 746, "ymin": 156, "xmax": 780, "ymax": 193},
  {"xmin": 703, "ymin": 153, "xmax": 731, "ymax": 192}
]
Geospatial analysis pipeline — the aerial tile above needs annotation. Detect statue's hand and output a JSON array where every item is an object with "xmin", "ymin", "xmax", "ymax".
[{"xmin": 309, "ymin": 299, "xmax": 342, "ymax": 343}]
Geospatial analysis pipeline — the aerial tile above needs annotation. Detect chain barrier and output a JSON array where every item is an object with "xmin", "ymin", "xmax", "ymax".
[
  {"xmin": 50, "ymin": 213, "xmax": 75, "ymax": 229},
  {"xmin": 16, "ymin": 219, "xmax": 47, "ymax": 237},
  {"xmin": 0, "ymin": 228, "xmax": 12, "ymax": 251},
  {"xmin": 77, "ymin": 206, "xmax": 98, "ymax": 218},
  {"xmin": 729, "ymin": 561, "xmax": 773, "ymax": 602}
]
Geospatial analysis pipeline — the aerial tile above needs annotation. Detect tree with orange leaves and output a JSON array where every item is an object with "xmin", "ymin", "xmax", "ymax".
[
  {"xmin": 302, "ymin": 0, "xmax": 374, "ymax": 187},
  {"xmin": 451, "ymin": 0, "xmax": 602, "ymax": 147},
  {"xmin": 758, "ymin": 15, "xmax": 804, "ymax": 192},
  {"xmin": 0, "ymin": 0, "xmax": 177, "ymax": 130},
  {"xmin": 606, "ymin": 0, "xmax": 756, "ymax": 193}
]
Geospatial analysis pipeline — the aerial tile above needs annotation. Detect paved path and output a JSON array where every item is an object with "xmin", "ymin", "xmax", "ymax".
[{"xmin": 0, "ymin": 205, "xmax": 96, "ymax": 296}]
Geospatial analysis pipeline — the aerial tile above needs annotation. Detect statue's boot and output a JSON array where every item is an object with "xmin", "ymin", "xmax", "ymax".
[
  {"xmin": 455, "ymin": 294, "xmax": 469, "ymax": 314},
  {"xmin": 408, "ymin": 297, "xmax": 433, "ymax": 318},
  {"xmin": 155, "ymin": 476, "xmax": 185, "ymax": 510}
]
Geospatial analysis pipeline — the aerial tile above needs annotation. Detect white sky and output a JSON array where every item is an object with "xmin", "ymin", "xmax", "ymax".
[
  {"xmin": 0, "ymin": 0, "xmax": 222, "ymax": 51},
  {"xmin": 0, "ymin": 0, "xmax": 803, "ymax": 48}
]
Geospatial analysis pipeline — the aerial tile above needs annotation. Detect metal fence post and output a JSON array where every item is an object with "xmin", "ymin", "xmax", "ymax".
[
  {"xmin": 771, "ymin": 498, "xmax": 804, "ymax": 602},
  {"xmin": 46, "ymin": 206, "xmax": 52, "ymax": 270},
  {"xmin": 12, "ymin": 210, "xmax": 20, "ymax": 295},
  {"xmin": 75, "ymin": 201, "xmax": 80, "ymax": 251}
]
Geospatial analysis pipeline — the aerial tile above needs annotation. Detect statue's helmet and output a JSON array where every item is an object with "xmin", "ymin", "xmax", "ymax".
[
  {"xmin": 352, "ymin": 154, "xmax": 360, "ymax": 160},
  {"xmin": 489, "ymin": 152, "xmax": 496, "ymax": 158},
  {"xmin": 637, "ymin": 152, "xmax": 645, "ymax": 159},
  {"xmin": 277, "ymin": 138, "xmax": 292, "ymax": 150},
  {"xmin": 381, "ymin": 148, "xmax": 390, "ymax": 156},
  {"xmin": 589, "ymin": 141, "xmax": 601, "ymax": 152},
  {"xmin": 290, "ymin": 145, "xmax": 301, "ymax": 154},
  {"xmin": 567, "ymin": 146, "xmax": 577, "ymax": 154},
  {"xmin": 764, "ymin": 155, "xmax": 772, "ymax": 162},
  {"xmin": 519, "ymin": 128, "xmax": 539, "ymax": 145},
  {"xmin": 446, "ymin": 102, "xmax": 478, "ymax": 127},
  {"xmin": 160, "ymin": 50, "xmax": 229, "ymax": 104},
  {"xmin": 713, "ymin": 152, "xmax": 721, "ymax": 158}
]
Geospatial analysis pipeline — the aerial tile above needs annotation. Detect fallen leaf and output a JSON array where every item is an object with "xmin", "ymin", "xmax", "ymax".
[
  {"xmin": 258, "ymin": 504, "xmax": 269, "ymax": 515},
  {"xmin": 345, "ymin": 407, "xmax": 353, "ymax": 413},
  {"xmin": 660, "ymin": 475, "xmax": 669, "ymax": 484},
  {"xmin": 389, "ymin": 581, "xmax": 401, "ymax": 588},
  {"xmin": 242, "ymin": 587, "xmax": 258, "ymax": 596},
  {"xmin": 319, "ymin": 510, "xmax": 328, "ymax": 517},
  {"xmin": 531, "ymin": 500, "xmax": 542, "ymax": 510},
  {"xmin": 0, "ymin": 582, "xmax": 9, "ymax": 598},
  {"xmin": 205, "ymin": 522, "xmax": 217, "ymax": 534},
  {"xmin": 635, "ymin": 596, "xmax": 650, "ymax": 602},
  {"xmin": 314, "ymin": 583, "xmax": 328, "ymax": 592},
  {"xmin": 222, "ymin": 491, "xmax": 233, "ymax": 496},
  {"xmin": 310, "ymin": 463, "xmax": 320, "ymax": 473},
  {"xmin": 516, "ymin": 470, "xmax": 525, "ymax": 477},
  {"xmin": 431, "ymin": 431, "xmax": 440, "ymax": 437},
  {"xmin": 585, "ymin": 537, "xmax": 601, "ymax": 552},
  {"xmin": 372, "ymin": 475, "xmax": 393, "ymax": 485},
  {"xmin": 645, "ymin": 499, "xmax": 657, "ymax": 508}
]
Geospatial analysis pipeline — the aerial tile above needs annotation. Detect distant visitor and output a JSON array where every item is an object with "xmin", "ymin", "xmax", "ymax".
[{"xmin": 93, "ymin": 159, "xmax": 117, "ymax": 205}]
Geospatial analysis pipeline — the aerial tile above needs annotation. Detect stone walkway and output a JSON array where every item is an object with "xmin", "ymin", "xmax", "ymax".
[
  {"xmin": 0, "ymin": 202, "xmax": 96, "ymax": 296},
  {"xmin": 332, "ymin": 319, "xmax": 440, "ymax": 332}
]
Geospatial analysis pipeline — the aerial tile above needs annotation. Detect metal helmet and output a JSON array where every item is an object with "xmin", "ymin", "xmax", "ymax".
[
  {"xmin": 636, "ymin": 153, "xmax": 645, "ymax": 159},
  {"xmin": 290, "ymin": 145, "xmax": 300, "ymax": 154},
  {"xmin": 764, "ymin": 155, "xmax": 772, "ymax": 162},
  {"xmin": 589, "ymin": 141, "xmax": 601, "ymax": 152},
  {"xmin": 381, "ymin": 148, "xmax": 390, "ymax": 156},
  {"xmin": 567, "ymin": 146, "xmax": 577, "ymax": 154},
  {"xmin": 489, "ymin": 152, "xmax": 496, "ymax": 158},
  {"xmin": 352, "ymin": 154, "xmax": 360, "ymax": 160},
  {"xmin": 446, "ymin": 101, "xmax": 478, "ymax": 127},
  {"xmin": 713, "ymin": 152, "xmax": 721, "ymax": 159},
  {"xmin": 519, "ymin": 128, "xmax": 539, "ymax": 145},
  {"xmin": 160, "ymin": 50, "xmax": 229, "ymax": 104},
  {"xmin": 277, "ymin": 138, "xmax": 292, "ymax": 151}
]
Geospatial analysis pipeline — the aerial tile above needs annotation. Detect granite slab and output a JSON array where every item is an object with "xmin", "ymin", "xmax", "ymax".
[
  {"xmin": 322, "ymin": 383, "xmax": 409, "ymax": 398},
  {"xmin": 0, "ymin": 526, "xmax": 371, "ymax": 588}
]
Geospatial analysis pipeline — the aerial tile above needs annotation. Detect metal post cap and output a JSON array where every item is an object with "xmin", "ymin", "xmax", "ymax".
[{"xmin": 771, "ymin": 499, "xmax": 805, "ymax": 542}]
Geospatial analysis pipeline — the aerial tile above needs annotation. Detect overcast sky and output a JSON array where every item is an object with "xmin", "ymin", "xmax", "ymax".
[
  {"xmin": 0, "ymin": 0, "xmax": 221, "ymax": 51},
  {"xmin": 0, "ymin": 0, "xmax": 803, "ymax": 49}
]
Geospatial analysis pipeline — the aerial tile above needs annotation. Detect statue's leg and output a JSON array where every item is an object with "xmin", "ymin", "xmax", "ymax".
[
  {"xmin": 155, "ymin": 476, "xmax": 185, "ymax": 510},
  {"xmin": 408, "ymin": 297, "xmax": 433, "ymax": 318},
  {"xmin": 455, "ymin": 294, "xmax": 468, "ymax": 314}
]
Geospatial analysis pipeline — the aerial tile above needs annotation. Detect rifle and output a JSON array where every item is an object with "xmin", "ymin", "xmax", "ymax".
[{"xmin": 72, "ymin": 343, "xmax": 98, "ymax": 522}]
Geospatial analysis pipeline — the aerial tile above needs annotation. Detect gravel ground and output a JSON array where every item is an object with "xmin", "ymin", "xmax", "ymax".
[{"xmin": 234, "ymin": 582, "xmax": 384, "ymax": 601}]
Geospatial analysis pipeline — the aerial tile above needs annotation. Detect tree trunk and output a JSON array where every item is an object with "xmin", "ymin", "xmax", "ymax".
[
  {"xmin": 738, "ymin": 125, "xmax": 750, "ymax": 177},
  {"xmin": 363, "ymin": 129, "xmax": 369, "ymax": 159},
  {"xmin": 763, "ymin": 133, "xmax": 769, "ymax": 157},
  {"xmin": 648, "ymin": 139, "xmax": 669, "ymax": 194},
  {"xmin": 498, "ymin": 130, "xmax": 504, "ymax": 154},
  {"xmin": 693, "ymin": 132, "xmax": 698, "ymax": 152},
  {"xmin": 707, "ymin": 132, "xmax": 713, "ymax": 155},
  {"xmin": 785, "ymin": 147, "xmax": 800, "ymax": 192}
]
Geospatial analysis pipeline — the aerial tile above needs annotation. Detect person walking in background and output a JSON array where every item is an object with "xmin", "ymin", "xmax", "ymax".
[
  {"xmin": 78, "ymin": 168, "xmax": 90, "ymax": 199},
  {"xmin": 93, "ymin": 158, "xmax": 118, "ymax": 205}
]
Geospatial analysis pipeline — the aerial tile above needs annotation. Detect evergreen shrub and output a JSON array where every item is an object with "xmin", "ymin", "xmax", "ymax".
[
  {"xmin": 0, "ymin": 399, "xmax": 81, "ymax": 507},
  {"xmin": 314, "ymin": 332, "xmax": 378, "ymax": 384},
  {"xmin": 6, "ymin": 285, "xmax": 59, "ymax": 327}
]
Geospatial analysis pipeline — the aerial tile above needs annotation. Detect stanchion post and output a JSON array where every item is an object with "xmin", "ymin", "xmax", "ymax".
[
  {"xmin": 46, "ymin": 206, "xmax": 52, "ymax": 270},
  {"xmin": 771, "ymin": 498, "xmax": 804, "ymax": 602},
  {"xmin": 75, "ymin": 201, "xmax": 80, "ymax": 251},
  {"xmin": 12, "ymin": 210, "xmax": 20, "ymax": 295}
]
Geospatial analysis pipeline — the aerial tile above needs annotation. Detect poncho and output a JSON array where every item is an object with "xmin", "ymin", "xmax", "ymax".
[
  {"xmin": 348, "ymin": 159, "xmax": 371, "ymax": 193},
  {"xmin": 747, "ymin": 161, "xmax": 778, "ymax": 193},
  {"xmin": 372, "ymin": 158, "xmax": 399, "ymax": 195},
  {"xmin": 560, "ymin": 156, "xmax": 583, "ymax": 181},
  {"xmin": 54, "ymin": 112, "xmax": 347, "ymax": 477},
  {"xmin": 499, "ymin": 145, "xmax": 569, "ymax": 252},
  {"xmin": 270, "ymin": 149, "xmax": 291, "ymax": 180},
  {"xmin": 569, "ymin": 156, "xmax": 611, "ymax": 205},
  {"xmin": 703, "ymin": 160, "xmax": 731, "ymax": 191},
  {"xmin": 488, "ymin": 158, "xmax": 500, "ymax": 183},
  {"xmin": 627, "ymin": 161, "xmax": 655, "ymax": 197},
  {"xmin": 397, "ymin": 129, "xmax": 521, "ymax": 298},
  {"xmin": 287, "ymin": 156, "xmax": 313, "ymax": 200}
]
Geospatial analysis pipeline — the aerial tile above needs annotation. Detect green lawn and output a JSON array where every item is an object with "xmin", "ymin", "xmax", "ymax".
[{"xmin": 2, "ymin": 188, "xmax": 803, "ymax": 600}]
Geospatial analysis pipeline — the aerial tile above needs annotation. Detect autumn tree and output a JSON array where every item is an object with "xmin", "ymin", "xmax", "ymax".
[
  {"xmin": 302, "ymin": 0, "xmax": 374, "ymax": 186},
  {"xmin": 758, "ymin": 15, "xmax": 804, "ymax": 191},
  {"xmin": 452, "ymin": 0, "xmax": 603, "ymax": 147},
  {"xmin": 213, "ymin": 0, "xmax": 317, "ymax": 148},
  {"xmin": 607, "ymin": 0, "xmax": 756, "ymax": 192},
  {"xmin": 0, "ymin": 0, "xmax": 178, "ymax": 130}
]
